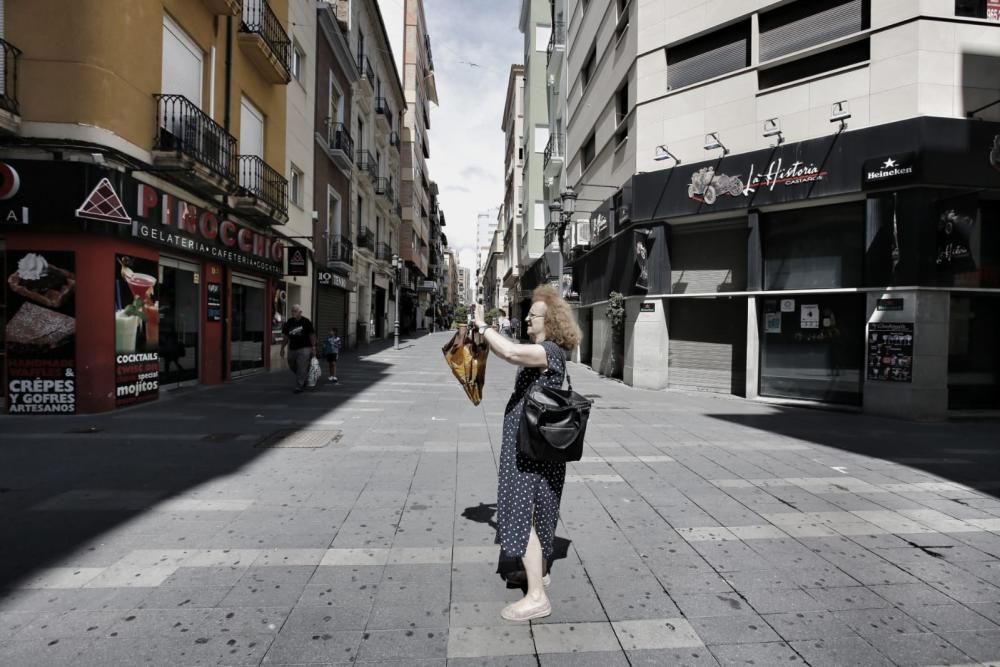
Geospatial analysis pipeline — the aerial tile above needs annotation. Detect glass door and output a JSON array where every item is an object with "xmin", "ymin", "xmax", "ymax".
[
  {"xmin": 231, "ymin": 274, "xmax": 266, "ymax": 376},
  {"xmin": 159, "ymin": 257, "xmax": 201, "ymax": 387}
]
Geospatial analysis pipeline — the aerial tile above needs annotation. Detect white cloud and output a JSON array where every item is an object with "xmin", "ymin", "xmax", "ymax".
[{"xmin": 424, "ymin": 0, "xmax": 522, "ymax": 272}]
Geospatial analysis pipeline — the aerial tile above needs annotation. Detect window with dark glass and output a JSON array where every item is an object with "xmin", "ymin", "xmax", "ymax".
[
  {"xmin": 581, "ymin": 133, "xmax": 596, "ymax": 170},
  {"xmin": 758, "ymin": 39, "xmax": 869, "ymax": 90},
  {"xmin": 763, "ymin": 203, "xmax": 866, "ymax": 290},
  {"xmin": 581, "ymin": 46, "xmax": 597, "ymax": 88},
  {"xmin": 956, "ymin": 0, "xmax": 987, "ymax": 18},
  {"xmin": 666, "ymin": 20, "xmax": 749, "ymax": 90}
]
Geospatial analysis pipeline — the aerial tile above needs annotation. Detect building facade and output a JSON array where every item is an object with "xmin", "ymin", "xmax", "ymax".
[
  {"xmin": 558, "ymin": 0, "xmax": 1000, "ymax": 419},
  {"xmin": 501, "ymin": 65, "xmax": 526, "ymax": 322},
  {"xmin": 1, "ymin": 0, "xmax": 295, "ymax": 414},
  {"xmin": 345, "ymin": 0, "xmax": 405, "ymax": 345}
]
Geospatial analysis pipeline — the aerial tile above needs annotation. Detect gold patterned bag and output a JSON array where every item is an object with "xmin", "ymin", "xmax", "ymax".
[{"xmin": 441, "ymin": 325, "xmax": 489, "ymax": 405}]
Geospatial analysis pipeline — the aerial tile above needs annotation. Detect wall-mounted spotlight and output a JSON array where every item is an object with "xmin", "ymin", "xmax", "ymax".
[
  {"xmin": 762, "ymin": 118, "xmax": 784, "ymax": 145},
  {"xmin": 653, "ymin": 145, "xmax": 681, "ymax": 164},
  {"xmin": 703, "ymin": 132, "xmax": 729, "ymax": 156},
  {"xmin": 830, "ymin": 100, "xmax": 851, "ymax": 129}
]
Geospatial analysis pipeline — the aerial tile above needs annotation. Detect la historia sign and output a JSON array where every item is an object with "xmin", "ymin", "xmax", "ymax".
[{"xmin": 134, "ymin": 183, "xmax": 284, "ymax": 274}]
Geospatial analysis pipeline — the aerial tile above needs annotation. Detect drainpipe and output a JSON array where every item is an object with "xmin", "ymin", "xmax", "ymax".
[{"xmin": 224, "ymin": 15, "xmax": 233, "ymax": 133}]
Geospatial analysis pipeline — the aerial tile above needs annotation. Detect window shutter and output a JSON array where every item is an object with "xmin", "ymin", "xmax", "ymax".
[
  {"xmin": 760, "ymin": 0, "xmax": 867, "ymax": 62},
  {"xmin": 667, "ymin": 21, "xmax": 749, "ymax": 90}
]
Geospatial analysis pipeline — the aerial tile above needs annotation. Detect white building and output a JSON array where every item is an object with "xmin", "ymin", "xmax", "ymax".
[{"xmin": 557, "ymin": 0, "xmax": 1000, "ymax": 420}]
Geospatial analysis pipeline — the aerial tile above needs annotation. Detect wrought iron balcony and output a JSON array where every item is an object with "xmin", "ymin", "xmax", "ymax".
[
  {"xmin": 358, "ymin": 53, "xmax": 375, "ymax": 87},
  {"xmin": 355, "ymin": 149, "xmax": 377, "ymax": 181},
  {"xmin": 546, "ymin": 21, "xmax": 565, "ymax": 68},
  {"xmin": 374, "ymin": 178, "xmax": 396, "ymax": 205},
  {"xmin": 239, "ymin": 0, "xmax": 291, "ymax": 83},
  {"xmin": 356, "ymin": 227, "xmax": 375, "ymax": 251},
  {"xmin": 0, "ymin": 38, "xmax": 22, "ymax": 120},
  {"xmin": 235, "ymin": 155, "xmax": 288, "ymax": 223},
  {"xmin": 152, "ymin": 94, "xmax": 238, "ymax": 193},
  {"xmin": 375, "ymin": 242, "xmax": 393, "ymax": 261},
  {"xmin": 323, "ymin": 118, "xmax": 354, "ymax": 171},
  {"xmin": 543, "ymin": 132, "xmax": 565, "ymax": 176},
  {"xmin": 328, "ymin": 235, "xmax": 354, "ymax": 267}
]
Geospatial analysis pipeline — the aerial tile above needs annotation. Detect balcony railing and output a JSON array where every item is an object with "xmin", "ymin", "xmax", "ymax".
[
  {"xmin": 389, "ymin": 130, "xmax": 400, "ymax": 148},
  {"xmin": 355, "ymin": 149, "xmax": 377, "ymax": 180},
  {"xmin": 543, "ymin": 132, "xmax": 565, "ymax": 171},
  {"xmin": 240, "ymin": 0, "xmax": 291, "ymax": 78},
  {"xmin": 375, "ymin": 242, "xmax": 393, "ymax": 261},
  {"xmin": 357, "ymin": 227, "xmax": 375, "ymax": 251},
  {"xmin": 375, "ymin": 97, "xmax": 391, "ymax": 117},
  {"xmin": 324, "ymin": 119, "xmax": 354, "ymax": 154},
  {"xmin": 328, "ymin": 235, "xmax": 354, "ymax": 266},
  {"xmin": 0, "ymin": 39, "xmax": 22, "ymax": 116},
  {"xmin": 358, "ymin": 53, "xmax": 375, "ymax": 84},
  {"xmin": 375, "ymin": 177, "xmax": 396, "ymax": 204},
  {"xmin": 546, "ymin": 21, "xmax": 566, "ymax": 66},
  {"xmin": 237, "ymin": 155, "xmax": 288, "ymax": 213},
  {"xmin": 153, "ymin": 94, "xmax": 237, "ymax": 183}
]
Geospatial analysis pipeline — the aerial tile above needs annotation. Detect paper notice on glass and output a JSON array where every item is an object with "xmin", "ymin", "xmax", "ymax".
[
  {"xmin": 801, "ymin": 304, "xmax": 820, "ymax": 329},
  {"xmin": 764, "ymin": 312, "xmax": 782, "ymax": 334},
  {"xmin": 780, "ymin": 298, "xmax": 795, "ymax": 313}
]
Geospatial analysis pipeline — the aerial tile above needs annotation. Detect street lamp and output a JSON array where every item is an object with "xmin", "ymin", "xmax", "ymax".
[
  {"xmin": 391, "ymin": 254, "xmax": 402, "ymax": 350},
  {"xmin": 547, "ymin": 187, "xmax": 578, "ymax": 283}
]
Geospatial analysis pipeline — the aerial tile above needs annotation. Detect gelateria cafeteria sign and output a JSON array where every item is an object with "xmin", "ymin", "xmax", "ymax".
[{"xmin": 132, "ymin": 183, "xmax": 284, "ymax": 275}]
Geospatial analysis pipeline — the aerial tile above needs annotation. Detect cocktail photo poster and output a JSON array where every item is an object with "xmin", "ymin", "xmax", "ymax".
[
  {"xmin": 5, "ymin": 250, "xmax": 77, "ymax": 414},
  {"xmin": 114, "ymin": 254, "xmax": 160, "ymax": 407}
]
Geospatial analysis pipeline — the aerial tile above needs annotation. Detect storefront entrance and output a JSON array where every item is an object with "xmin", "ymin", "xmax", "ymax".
[
  {"xmin": 230, "ymin": 273, "xmax": 266, "ymax": 377},
  {"xmin": 159, "ymin": 257, "xmax": 200, "ymax": 388},
  {"xmin": 949, "ymin": 293, "xmax": 1000, "ymax": 410}
]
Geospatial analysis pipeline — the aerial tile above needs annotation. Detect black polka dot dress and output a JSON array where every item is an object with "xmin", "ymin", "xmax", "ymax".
[{"xmin": 496, "ymin": 340, "xmax": 567, "ymax": 560}]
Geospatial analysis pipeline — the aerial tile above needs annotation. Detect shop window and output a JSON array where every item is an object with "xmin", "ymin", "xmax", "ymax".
[
  {"xmin": 760, "ymin": 293, "xmax": 866, "ymax": 404},
  {"xmin": 759, "ymin": 0, "xmax": 869, "ymax": 62},
  {"xmin": 667, "ymin": 20, "xmax": 750, "ymax": 91},
  {"xmin": 763, "ymin": 203, "xmax": 866, "ymax": 289},
  {"xmin": 925, "ymin": 196, "xmax": 1000, "ymax": 288},
  {"xmin": 758, "ymin": 39, "xmax": 870, "ymax": 90},
  {"xmin": 949, "ymin": 294, "xmax": 1000, "ymax": 409}
]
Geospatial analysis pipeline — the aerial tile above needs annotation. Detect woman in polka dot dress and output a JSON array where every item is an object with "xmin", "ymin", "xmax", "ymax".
[{"xmin": 474, "ymin": 285, "xmax": 582, "ymax": 621}]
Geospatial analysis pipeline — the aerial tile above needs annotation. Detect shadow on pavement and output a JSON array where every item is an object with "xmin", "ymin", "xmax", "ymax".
[
  {"xmin": 706, "ymin": 407, "xmax": 1000, "ymax": 500},
  {"xmin": 0, "ymin": 333, "xmax": 427, "ymax": 592}
]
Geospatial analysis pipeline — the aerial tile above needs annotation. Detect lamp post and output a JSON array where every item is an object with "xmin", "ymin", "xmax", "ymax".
[
  {"xmin": 391, "ymin": 254, "xmax": 401, "ymax": 350},
  {"xmin": 547, "ymin": 187, "xmax": 577, "ymax": 285}
]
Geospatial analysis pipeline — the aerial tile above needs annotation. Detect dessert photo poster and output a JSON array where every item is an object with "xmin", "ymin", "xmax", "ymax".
[
  {"xmin": 5, "ymin": 250, "xmax": 77, "ymax": 414},
  {"xmin": 114, "ymin": 254, "xmax": 160, "ymax": 407}
]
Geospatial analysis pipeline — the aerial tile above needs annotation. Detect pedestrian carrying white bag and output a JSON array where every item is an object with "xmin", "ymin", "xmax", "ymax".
[{"xmin": 307, "ymin": 357, "xmax": 321, "ymax": 388}]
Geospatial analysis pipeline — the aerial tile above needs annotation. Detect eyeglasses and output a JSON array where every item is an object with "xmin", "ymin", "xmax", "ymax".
[{"xmin": 525, "ymin": 313, "xmax": 544, "ymax": 321}]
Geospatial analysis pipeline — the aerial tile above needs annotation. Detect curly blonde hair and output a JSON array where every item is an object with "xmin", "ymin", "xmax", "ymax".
[{"xmin": 532, "ymin": 285, "xmax": 581, "ymax": 351}]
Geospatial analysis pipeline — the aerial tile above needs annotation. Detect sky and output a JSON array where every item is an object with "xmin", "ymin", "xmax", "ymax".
[{"xmin": 421, "ymin": 0, "xmax": 523, "ymax": 271}]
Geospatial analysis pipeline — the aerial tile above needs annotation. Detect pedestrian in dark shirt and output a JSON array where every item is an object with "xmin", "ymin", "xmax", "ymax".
[{"xmin": 280, "ymin": 304, "xmax": 316, "ymax": 393}]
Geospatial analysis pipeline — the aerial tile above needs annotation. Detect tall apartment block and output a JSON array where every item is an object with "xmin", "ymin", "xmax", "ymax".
[
  {"xmin": 381, "ymin": 0, "xmax": 443, "ymax": 331},
  {"xmin": 501, "ymin": 65, "xmax": 527, "ymax": 322},
  {"xmin": 553, "ymin": 0, "xmax": 1000, "ymax": 420},
  {"xmin": 0, "ymin": 0, "xmax": 297, "ymax": 414}
]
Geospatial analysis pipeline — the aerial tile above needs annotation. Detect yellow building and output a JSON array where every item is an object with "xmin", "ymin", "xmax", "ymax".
[{"xmin": 1, "ymin": 0, "xmax": 297, "ymax": 414}]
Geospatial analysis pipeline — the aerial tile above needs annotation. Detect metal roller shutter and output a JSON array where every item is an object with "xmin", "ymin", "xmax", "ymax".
[
  {"xmin": 760, "ymin": 0, "xmax": 867, "ymax": 63},
  {"xmin": 316, "ymin": 286, "xmax": 347, "ymax": 340},
  {"xmin": 668, "ymin": 298, "xmax": 747, "ymax": 395},
  {"xmin": 667, "ymin": 20, "xmax": 749, "ymax": 91}
]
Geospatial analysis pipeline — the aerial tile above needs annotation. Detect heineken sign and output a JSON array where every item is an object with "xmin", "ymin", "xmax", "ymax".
[{"xmin": 863, "ymin": 153, "xmax": 917, "ymax": 186}]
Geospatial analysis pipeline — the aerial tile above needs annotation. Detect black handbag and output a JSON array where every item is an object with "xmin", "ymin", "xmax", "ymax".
[{"xmin": 518, "ymin": 351, "xmax": 592, "ymax": 463}]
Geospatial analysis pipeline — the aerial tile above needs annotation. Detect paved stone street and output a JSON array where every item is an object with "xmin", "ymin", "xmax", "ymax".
[{"xmin": 1, "ymin": 331, "xmax": 999, "ymax": 666}]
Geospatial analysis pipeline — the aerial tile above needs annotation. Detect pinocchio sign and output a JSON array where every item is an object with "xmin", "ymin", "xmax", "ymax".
[{"xmin": 133, "ymin": 183, "xmax": 285, "ymax": 275}]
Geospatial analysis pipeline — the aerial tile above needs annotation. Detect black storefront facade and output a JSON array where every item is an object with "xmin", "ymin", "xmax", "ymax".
[{"xmin": 570, "ymin": 117, "xmax": 1000, "ymax": 419}]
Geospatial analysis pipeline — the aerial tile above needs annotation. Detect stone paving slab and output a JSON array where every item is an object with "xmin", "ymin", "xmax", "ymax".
[{"xmin": 1, "ymin": 330, "xmax": 1000, "ymax": 665}]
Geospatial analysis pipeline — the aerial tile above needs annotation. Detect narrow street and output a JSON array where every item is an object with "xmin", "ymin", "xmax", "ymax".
[{"xmin": 0, "ymin": 331, "xmax": 999, "ymax": 666}]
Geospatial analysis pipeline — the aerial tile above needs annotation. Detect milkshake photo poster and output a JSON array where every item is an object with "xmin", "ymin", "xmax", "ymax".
[
  {"xmin": 5, "ymin": 250, "xmax": 77, "ymax": 414},
  {"xmin": 115, "ymin": 254, "xmax": 160, "ymax": 407}
]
